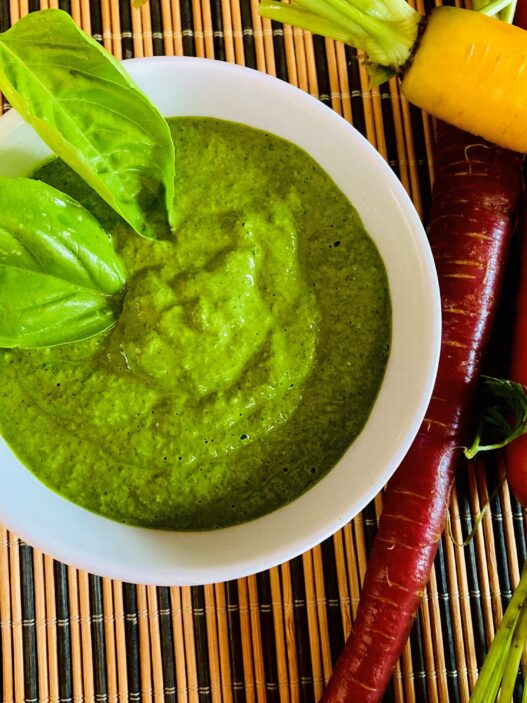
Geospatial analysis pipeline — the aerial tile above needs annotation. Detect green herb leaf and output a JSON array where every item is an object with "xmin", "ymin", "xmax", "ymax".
[
  {"xmin": 0, "ymin": 176, "xmax": 125, "ymax": 348},
  {"xmin": 0, "ymin": 9, "xmax": 175, "ymax": 239},
  {"xmin": 464, "ymin": 376, "xmax": 527, "ymax": 459}
]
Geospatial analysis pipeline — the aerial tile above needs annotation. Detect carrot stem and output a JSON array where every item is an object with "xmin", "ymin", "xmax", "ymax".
[
  {"xmin": 498, "ymin": 602, "xmax": 527, "ymax": 702},
  {"xmin": 259, "ymin": 0, "xmax": 419, "ymax": 69},
  {"xmin": 470, "ymin": 567, "xmax": 527, "ymax": 702},
  {"xmin": 479, "ymin": 0, "xmax": 517, "ymax": 17}
]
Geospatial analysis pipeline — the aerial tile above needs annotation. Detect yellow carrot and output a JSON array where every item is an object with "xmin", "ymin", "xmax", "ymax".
[
  {"xmin": 259, "ymin": 0, "xmax": 527, "ymax": 151},
  {"xmin": 402, "ymin": 7, "xmax": 527, "ymax": 152}
]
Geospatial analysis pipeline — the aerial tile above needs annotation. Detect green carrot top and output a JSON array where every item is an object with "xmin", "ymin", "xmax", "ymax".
[{"xmin": 259, "ymin": 0, "xmax": 518, "ymax": 83}]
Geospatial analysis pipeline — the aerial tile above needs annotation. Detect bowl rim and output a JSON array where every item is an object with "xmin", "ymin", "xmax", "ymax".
[{"xmin": 0, "ymin": 55, "xmax": 441, "ymax": 585}]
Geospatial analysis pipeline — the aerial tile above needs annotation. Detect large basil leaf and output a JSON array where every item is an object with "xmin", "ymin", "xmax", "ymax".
[
  {"xmin": 0, "ymin": 9, "xmax": 175, "ymax": 239},
  {"xmin": 0, "ymin": 176, "xmax": 126, "ymax": 348}
]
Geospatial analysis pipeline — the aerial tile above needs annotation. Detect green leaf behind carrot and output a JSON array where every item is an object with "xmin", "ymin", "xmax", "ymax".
[
  {"xmin": 464, "ymin": 376, "xmax": 527, "ymax": 459},
  {"xmin": 0, "ymin": 176, "xmax": 125, "ymax": 348},
  {"xmin": 0, "ymin": 9, "xmax": 175, "ymax": 240}
]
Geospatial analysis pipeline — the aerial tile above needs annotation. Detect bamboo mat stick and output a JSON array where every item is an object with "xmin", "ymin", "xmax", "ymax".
[
  {"xmin": 476, "ymin": 460, "xmax": 505, "ymax": 625},
  {"xmin": 200, "ymin": 0, "xmax": 215, "ymax": 58},
  {"xmin": 301, "ymin": 551, "xmax": 324, "ymax": 700},
  {"xmin": 70, "ymin": 0, "xmax": 81, "ymax": 27},
  {"xmin": 246, "ymin": 575, "xmax": 267, "ymax": 703},
  {"xmin": 112, "ymin": 582, "xmax": 128, "ymax": 703},
  {"xmin": 334, "ymin": 42, "xmax": 352, "ymax": 122},
  {"xmin": 169, "ymin": 0, "xmax": 184, "ymax": 56},
  {"xmin": 67, "ymin": 567, "xmax": 83, "ymax": 703},
  {"xmin": 468, "ymin": 464, "xmax": 496, "ymax": 646},
  {"xmin": 300, "ymin": 31, "xmax": 317, "ymax": 98},
  {"xmin": 497, "ymin": 457, "xmax": 522, "ymax": 588},
  {"xmin": 332, "ymin": 531, "xmax": 352, "ymax": 640},
  {"xmin": 1, "ymin": 526, "xmax": 13, "ymax": 703},
  {"xmin": 353, "ymin": 58, "xmax": 384, "ymax": 154},
  {"xmin": 33, "ymin": 550, "xmax": 49, "ymax": 703},
  {"xmin": 170, "ymin": 588, "xmax": 189, "ymax": 703},
  {"xmin": 191, "ymin": 0, "xmax": 205, "ymax": 58},
  {"xmin": 80, "ymin": 0, "xmax": 90, "ymax": 33},
  {"xmin": 78, "ymin": 571, "xmax": 95, "ymax": 701},
  {"xmin": 220, "ymin": 0, "xmax": 235, "ymax": 63},
  {"xmin": 146, "ymin": 586, "xmax": 164, "ymax": 703},
  {"xmin": 268, "ymin": 568, "xmax": 290, "ymax": 703},
  {"xmin": 110, "ymin": 0, "xmax": 124, "ymax": 59},
  {"xmin": 9, "ymin": 0, "xmax": 20, "ymax": 24},
  {"xmin": 391, "ymin": 660, "xmax": 404, "ymax": 703},
  {"xmin": 19, "ymin": 544, "xmax": 36, "ymax": 703},
  {"xmin": 45, "ymin": 558, "xmax": 61, "ymax": 703},
  {"xmin": 236, "ymin": 578, "xmax": 256, "ymax": 703},
  {"xmin": 428, "ymin": 567, "xmax": 449, "ymax": 701},
  {"xmin": 311, "ymin": 545, "xmax": 333, "ymax": 684},
  {"xmin": 9, "ymin": 534, "xmax": 24, "ymax": 703},
  {"xmin": 443, "ymin": 529, "xmax": 471, "ymax": 702},
  {"xmin": 203, "ymin": 584, "xmax": 222, "ymax": 703},
  {"xmin": 159, "ymin": 0, "xmax": 175, "ymax": 56},
  {"xmin": 385, "ymin": 77, "xmax": 414, "ymax": 201},
  {"xmin": 291, "ymin": 27, "xmax": 309, "ymax": 93},
  {"xmin": 213, "ymin": 583, "xmax": 233, "ymax": 703},
  {"xmin": 399, "ymin": 95, "xmax": 427, "ymax": 215},
  {"xmin": 100, "ymin": 0, "xmax": 112, "ymax": 52},
  {"xmin": 281, "ymin": 562, "xmax": 300, "ymax": 702},
  {"xmin": 181, "ymin": 587, "xmax": 199, "ymax": 703},
  {"xmin": 131, "ymin": 2, "xmax": 144, "ymax": 58},
  {"xmin": 352, "ymin": 513, "xmax": 369, "ymax": 584},
  {"xmin": 450, "ymin": 485, "xmax": 479, "ymax": 691},
  {"xmin": 90, "ymin": 576, "xmax": 107, "ymax": 703},
  {"xmin": 136, "ymin": 585, "xmax": 153, "ymax": 702},
  {"xmin": 324, "ymin": 38, "xmax": 342, "ymax": 117},
  {"xmin": 228, "ymin": 0, "xmax": 245, "ymax": 65},
  {"xmin": 101, "ymin": 579, "xmax": 118, "ymax": 703},
  {"xmin": 141, "ymin": 1, "xmax": 154, "ymax": 56},
  {"xmin": 400, "ymin": 641, "xmax": 417, "ymax": 703},
  {"xmin": 248, "ymin": 0, "xmax": 266, "ymax": 72},
  {"xmin": 369, "ymin": 87, "xmax": 389, "ymax": 159},
  {"xmin": 258, "ymin": 11, "xmax": 276, "ymax": 76},
  {"xmin": 156, "ymin": 589, "xmax": 175, "ymax": 703},
  {"xmin": 281, "ymin": 17, "xmax": 298, "ymax": 87},
  {"xmin": 418, "ymin": 589, "xmax": 440, "ymax": 702},
  {"xmin": 341, "ymin": 525, "xmax": 360, "ymax": 622}
]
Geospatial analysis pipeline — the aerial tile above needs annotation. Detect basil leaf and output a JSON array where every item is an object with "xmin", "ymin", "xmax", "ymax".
[
  {"xmin": 0, "ymin": 176, "xmax": 125, "ymax": 348},
  {"xmin": 0, "ymin": 9, "xmax": 175, "ymax": 240}
]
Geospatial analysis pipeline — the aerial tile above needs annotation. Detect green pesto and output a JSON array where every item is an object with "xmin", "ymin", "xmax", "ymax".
[{"xmin": 0, "ymin": 118, "xmax": 391, "ymax": 530}]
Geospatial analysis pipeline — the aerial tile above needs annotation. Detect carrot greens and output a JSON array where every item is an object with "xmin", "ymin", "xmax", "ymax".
[
  {"xmin": 260, "ymin": 0, "xmax": 420, "ymax": 82},
  {"xmin": 464, "ymin": 377, "xmax": 527, "ymax": 459},
  {"xmin": 469, "ymin": 566, "xmax": 527, "ymax": 703}
]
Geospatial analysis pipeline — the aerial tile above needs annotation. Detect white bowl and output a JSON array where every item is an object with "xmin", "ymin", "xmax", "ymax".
[{"xmin": 0, "ymin": 57, "xmax": 441, "ymax": 585}]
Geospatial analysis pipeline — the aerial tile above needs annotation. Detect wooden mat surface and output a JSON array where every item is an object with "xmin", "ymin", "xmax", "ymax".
[{"xmin": 0, "ymin": 0, "xmax": 526, "ymax": 701}]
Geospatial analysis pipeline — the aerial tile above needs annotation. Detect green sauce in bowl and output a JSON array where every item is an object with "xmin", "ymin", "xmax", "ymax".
[{"xmin": 0, "ymin": 117, "xmax": 391, "ymax": 530}]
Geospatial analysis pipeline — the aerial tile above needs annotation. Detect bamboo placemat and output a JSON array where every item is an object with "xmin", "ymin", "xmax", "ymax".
[{"xmin": 0, "ymin": 0, "xmax": 525, "ymax": 701}]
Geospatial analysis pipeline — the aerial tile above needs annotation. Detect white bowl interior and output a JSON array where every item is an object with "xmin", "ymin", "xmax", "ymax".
[{"xmin": 0, "ymin": 57, "xmax": 441, "ymax": 585}]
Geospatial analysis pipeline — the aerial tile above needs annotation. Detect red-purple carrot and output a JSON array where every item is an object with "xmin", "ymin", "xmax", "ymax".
[
  {"xmin": 320, "ymin": 126, "xmax": 523, "ymax": 702},
  {"xmin": 503, "ymin": 213, "xmax": 527, "ymax": 507}
]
